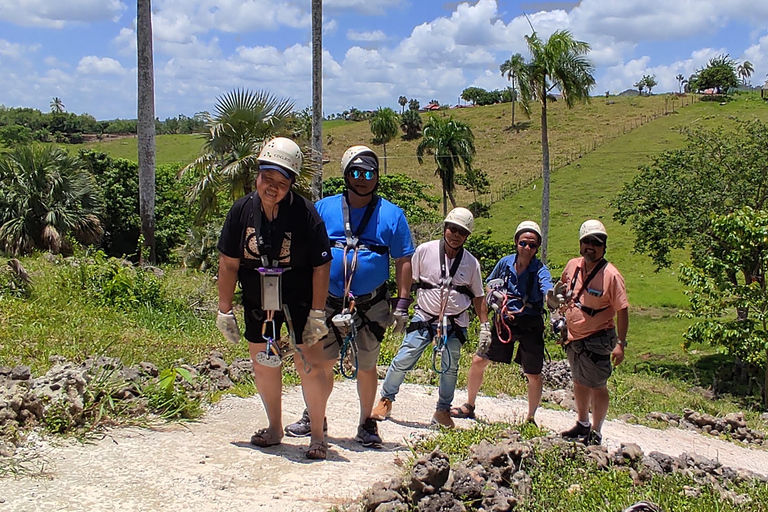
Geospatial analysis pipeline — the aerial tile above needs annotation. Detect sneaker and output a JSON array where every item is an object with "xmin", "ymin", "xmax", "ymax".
[
  {"xmin": 356, "ymin": 418, "xmax": 383, "ymax": 448},
  {"xmin": 370, "ymin": 397, "xmax": 393, "ymax": 421},
  {"xmin": 431, "ymin": 409, "xmax": 455, "ymax": 429},
  {"xmin": 586, "ymin": 429, "xmax": 602, "ymax": 446},
  {"xmin": 561, "ymin": 422, "xmax": 591, "ymax": 441},
  {"xmin": 284, "ymin": 409, "xmax": 328, "ymax": 438}
]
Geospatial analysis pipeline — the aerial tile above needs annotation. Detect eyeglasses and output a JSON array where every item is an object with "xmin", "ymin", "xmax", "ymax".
[
  {"xmin": 581, "ymin": 237, "xmax": 605, "ymax": 247},
  {"xmin": 518, "ymin": 240, "xmax": 539, "ymax": 249},
  {"xmin": 446, "ymin": 224, "xmax": 470, "ymax": 237},
  {"xmin": 350, "ymin": 168, "xmax": 376, "ymax": 181}
]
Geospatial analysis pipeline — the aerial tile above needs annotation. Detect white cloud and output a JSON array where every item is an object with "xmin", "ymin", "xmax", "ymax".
[
  {"xmin": 324, "ymin": 0, "xmax": 404, "ymax": 16},
  {"xmin": 0, "ymin": 0, "xmax": 126, "ymax": 28},
  {"xmin": 347, "ymin": 29, "xmax": 387, "ymax": 42},
  {"xmin": 0, "ymin": 40, "xmax": 26, "ymax": 59},
  {"xmin": 743, "ymin": 33, "xmax": 768, "ymax": 86},
  {"xmin": 76, "ymin": 56, "xmax": 127, "ymax": 75},
  {"xmin": 323, "ymin": 19, "xmax": 338, "ymax": 36}
]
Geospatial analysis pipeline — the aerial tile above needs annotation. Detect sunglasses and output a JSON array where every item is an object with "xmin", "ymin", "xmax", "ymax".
[
  {"xmin": 350, "ymin": 168, "xmax": 376, "ymax": 181},
  {"xmin": 518, "ymin": 240, "xmax": 539, "ymax": 249},
  {"xmin": 446, "ymin": 224, "xmax": 470, "ymax": 237},
  {"xmin": 581, "ymin": 237, "xmax": 605, "ymax": 247}
]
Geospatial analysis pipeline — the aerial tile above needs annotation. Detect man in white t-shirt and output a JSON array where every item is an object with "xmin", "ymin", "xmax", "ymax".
[{"xmin": 370, "ymin": 208, "xmax": 490, "ymax": 428}]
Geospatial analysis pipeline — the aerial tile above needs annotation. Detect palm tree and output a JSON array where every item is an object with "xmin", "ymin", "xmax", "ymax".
[
  {"xmin": 517, "ymin": 29, "xmax": 595, "ymax": 263},
  {"xmin": 180, "ymin": 89, "xmax": 294, "ymax": 222},
  {"xmin": 500, "ymin": 53, "xmax": 526, "ymax": 129},
  {"xmin": 737, "ymin": 61, "xmax": 754, "ymax": 86},
  {"xmin": 0, "ymin": 145, "xmax": 103, "ymax": 255},
  {"xmin": 137, "ymin": 0, "xmax": 156, "ymax": 262},
  {"xmin": 416, "ymin": 116, "xmax": 476, "ymax": 215},
  {"xmin": 398, "ymin": 96, "xmax": 408, "ymax": 114},
  {"xmin": 400, "ymin": 109, "xmax": 423, "ymax": 140},
  {"xmin": 408, "ymin": 98, "xmax": 420, "ymax": 111},
  {"xmin": 676, "ymin": 74, "xmax": 686, "ymax": 93},
  {"xmin": 369, "ymin": 107, "xmax": 399, "ymax": 174},
  {"xmin": 50, "ymin": 97, "xmax": 65, "ymax": 114}
]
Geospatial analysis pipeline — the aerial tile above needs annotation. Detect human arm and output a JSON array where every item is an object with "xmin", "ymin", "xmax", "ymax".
[
  {"xmin": 311, "ymin": 261, "xmax": 331, "ymax": 311},
  {"xmin": 391, "ymin": 256, "xmax": 413, "ymax": 334},
  {"xmin": 611, "ymin": 307, "xmax": 629, "ymax": 365},
  {"xmin": 216, "ymin": 253, "xmax": 241, "ymax": 344}
]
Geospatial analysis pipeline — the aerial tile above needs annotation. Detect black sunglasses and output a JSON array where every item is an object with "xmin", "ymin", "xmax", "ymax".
[
  {"xmin": 581, "ymin": 237, "xmax": 605, "ymax": 247},
  {"xmin": 518, "ymin": 240, "xmax": 539, "ymax": 249},
  {"xmin": 350, "ymin": 168, "xmax": 376, "ymax": 181},
  {"xmin": 446, "ymin": 224, "xmax": 470, "ymax": 237}
]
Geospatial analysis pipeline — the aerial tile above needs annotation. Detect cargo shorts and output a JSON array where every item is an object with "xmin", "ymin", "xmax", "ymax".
[{"xmin": 565, "ymin": 328, "xmax": 618, "ymax": 388}]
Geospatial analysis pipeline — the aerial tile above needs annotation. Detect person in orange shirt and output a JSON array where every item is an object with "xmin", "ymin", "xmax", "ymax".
[{"xmin": 551, "ymin": 220, "xmax": 629, "ymax": 446}]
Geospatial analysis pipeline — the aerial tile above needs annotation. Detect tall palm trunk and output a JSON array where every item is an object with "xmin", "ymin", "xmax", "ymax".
[
  {"xmin": 137, "ymin": 0, "xmax": 156, "ymax": 263},
  {"xmin": 511, "ymin": 94, "xmax": 516, "ymax": 130},
  {"xmin": 310, "ymin": 0, "xmax": 323, "ymax": 201},
  {"xmin": 540, "ymin": 93, "xmax": 551, "ymax": 264}
]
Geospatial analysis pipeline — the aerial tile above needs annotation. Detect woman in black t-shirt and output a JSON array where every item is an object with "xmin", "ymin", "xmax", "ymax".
[{"xmin": 216, "ymin": 137, "xmax": 333, "ymax": 460}]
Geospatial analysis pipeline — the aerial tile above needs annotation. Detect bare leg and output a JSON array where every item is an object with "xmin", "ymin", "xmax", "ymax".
[
  {"xmin": 356, "ymin": 367, "xmax": 378, "ymax": 423},
  {"xmin": 466, "ymin": 355, "xmax": 491, "ymax": 407},
  {"xmin": 249, "ymin": 343, "xmax": 284, "ymax": 442},
  {"xmin": 297, "ymin": 342, "xmax": 335, "ymax": 445},
  {"xmin": 590, "ymin": 386, "xmax": 610, "ymax": 432},
  {"xmin": 525, "ymin": 373, "xmax": 543, "ymax": 421},
  {"xmin": 572, "ymin": 381, "xmax": 593, "ymax": 425}
]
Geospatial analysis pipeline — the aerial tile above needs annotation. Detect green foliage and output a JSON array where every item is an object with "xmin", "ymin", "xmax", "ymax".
[
  {"xmin": 691, "ymin": 54, "xmax": 740, "ymax": 94},
  {"xmin": 144, "ymin": 366, "xmax": 202, "ymax": 419},
  {"xmin": 464, "ymin": 236, "xmax": 515, "ymax": 275},
  {"xmin": 461, "ymin": 87, "xmax": 505, "ymax": 106},
  {"xmin": 0, "ymin": 145, "xmax": 103, "ymax": 255},
  {"xmin": 455, "ymin": 166, "xmax": 490, "ymax": 204},
  {"xmin": 408, "ymin": 98, "xmax": 420, "ymax": 112},
  {"xmin": 0, "ymin": 259, "xmax": 32, "ymax": 299},
  {"xmin": 323, "ymin": 174, "xmax": 441, "ymax": 224},
  {"xmin": 614, "ymin": 120, "xmax": 768, "ymax": 270},
  {"xmin": 411, "ymin": 421, "xmax": 513, "ymax": 463},
  {"xmin": 635, "ymin": 74, "xmax": 658, "ymax": 95},
  {"xmin": 369, "ymin": 107, "xmax": 400, "ymax": 173},
  {"xmin": 400, "ymin": 109, "xmax": 423, "ymax": 140},
  {"xmin": 179, "ymin": 221, "xmax": 222, "ymax": 272},
  {"xmin": 0, "ymin": 124, "xmax": 33, "ymax": 146}
]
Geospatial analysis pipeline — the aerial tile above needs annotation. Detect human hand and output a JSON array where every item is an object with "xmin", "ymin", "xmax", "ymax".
[
  {"xmin": 302, "ymin": 309, "xmax": 328, "ymax": 347},
  {"xmin": 478, "ymin": 322, "xmax": 492, "ymax": 354},
  {"xmin": 391, "ymin": 297, "xmax": 413, "ymax": 334},
  {"xmin": 216, "ymin": 310, "xmax": 241, "ymax": 344},
  {"xmin": 611, "ymin": 343, "xmax": 625, "ymax": 366}
]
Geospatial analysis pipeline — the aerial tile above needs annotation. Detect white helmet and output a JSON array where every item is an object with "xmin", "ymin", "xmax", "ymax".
[
  {"xmin": 579, "ymin": 219, "xmax": 608, "ymax": 241},
  {"xmin": 514, "ymin": 220, "xmax": 542, "ymax": 242},
  {"xmin": 258, "ymin": 137, "xmax": 303, "ymax": 177},
  {"xmin": 340, "ymin": 145, "xmax": 378, "ymax": 174},
  {"xmin": 444, "ymin": 207, "xmax": 474, "ymax": 234}
]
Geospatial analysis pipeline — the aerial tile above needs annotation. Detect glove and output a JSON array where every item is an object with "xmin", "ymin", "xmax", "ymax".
[
  {"xmin": 391, "ymin": 297, "xmax": 413, "ymax": 335},
  {"xmin": 478, "ymin": 322, "xmax": 492, "ymax": 354},
  {"xmin": 302, "ymin": 309, "xmax": 328, "ymax": 347},
  {"xmin": 546, "ymin": 280, "xmax": 567, "ymax": 310},
  {"xmin": 216, "ymin": 310, "xmax": 241, "ymax": 344}
]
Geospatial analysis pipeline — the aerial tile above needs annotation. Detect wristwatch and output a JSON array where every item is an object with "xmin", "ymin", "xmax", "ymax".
[{"xmin": 617, "ymin": 339, "xmax": 628, "ymax": 348}]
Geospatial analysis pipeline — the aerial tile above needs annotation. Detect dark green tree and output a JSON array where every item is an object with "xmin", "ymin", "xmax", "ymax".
[
  {"xmin": 408, "ymin": 98, "xmax": 420, "ymax": 111},
  {"xmin": 398, "ymin": 95, "xmax": 408, "ymax": 114},
  {"xmin": 500, "ymin": 53, "xmax": 526, "ymax": 129},
  {"xmin": 693, "ymin": 54, "xmax": 739, "ymax": 94},
  {"xmin": 400, "ymin": 109, "xmax": 423, "ymax": 140},
  {"xmin": 369, "ymin": 107, "xmax": 399, "ymax": 174}
]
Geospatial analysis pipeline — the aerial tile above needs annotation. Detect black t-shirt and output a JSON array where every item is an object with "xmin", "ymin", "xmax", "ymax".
[{"xmin": 217, "ymin": 191, "xmax": 332, "ymax": 308}]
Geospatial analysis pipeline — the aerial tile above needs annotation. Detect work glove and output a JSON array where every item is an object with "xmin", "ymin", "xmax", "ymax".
[
  {"xmin": 391, "ymin": 297, "xmax": 413, "ymax": 335},
  {"xmin": 478, "ymin": 322, "xmax": 492, "ymax": 354},
  {"xmin": 546, "ymin": 280, "xmax": 567, "ymax": 310},
  {"xmin": 216, "ymin": 310, "xmax": 241, "ymax": 344},
  {"xmin": 302, "ymin": 309, "xmax": 328, "ymax": 347}
]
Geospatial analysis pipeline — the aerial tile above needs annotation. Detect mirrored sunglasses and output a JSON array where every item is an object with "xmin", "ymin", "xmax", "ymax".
[
  {"xmin": 518, "ymin": 240, "xmax": 539, "ymax": 249},
  {"xmin": 350, "ymin": 168, "xmax": 376, "ymax": 181},
  {"xmin": 446, "ymin": 224, "xmax": 470, "ymax": 237}
]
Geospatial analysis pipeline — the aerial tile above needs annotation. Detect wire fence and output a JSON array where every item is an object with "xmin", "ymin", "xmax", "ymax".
[{"xmin": 476, "ymin": 94, "xmax": 702, "ymax": 208}]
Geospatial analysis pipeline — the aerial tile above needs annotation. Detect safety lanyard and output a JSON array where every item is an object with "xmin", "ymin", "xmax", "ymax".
[
  {"xmin": 435, "ymin": 239, "xmax": 464, "ymax": 338},
  {"xmin": 341, "ymin": 193, "xmax": 379, "ymax": 308},
  {"xmin": 569, "ymin": 258, "xmax": 608, "ymax": 303},
  {"xmin": 247, "ymin": 192, "xmax": 290, "ymax": 268}
]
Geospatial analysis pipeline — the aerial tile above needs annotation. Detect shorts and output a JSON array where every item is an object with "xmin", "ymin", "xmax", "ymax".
[
  {"xmin": 243, "ymin": 300, "xmax": 310, "ymax": 345},
  {"xmin": 481, "ymin": 314, "xmax": 545, "ymax": 374},
  {"xmin": 321, "ymin": 288, "xmax": 393, "ymax": 371},
  {"xmin": 566, "ymin": 328, "xmax": 618, "ymax": 388}
]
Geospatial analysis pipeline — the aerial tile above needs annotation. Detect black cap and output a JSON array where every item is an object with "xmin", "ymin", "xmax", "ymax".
[{"xmin": 347, "ymin": 154, "xmax": 378, "ymax": 173}]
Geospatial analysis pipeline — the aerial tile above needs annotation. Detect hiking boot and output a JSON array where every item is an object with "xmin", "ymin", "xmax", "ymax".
[
  {"xmin": 284, "ymin": 409, "xmax": 328, "ymax": 438},
  {"xmin": 431, "ymin": 409, "xmax": 455, "ymax": 429},
  {"xmin": 585, "ymin": 429, "xmax": 602, "ymax": 446},
  {"xmin": 561, "ymin": 422, "xmax": 591, "ymax": 441},
  {"xmin": 371, "ymin": 397, "xmax": 393, "ymax": 421},
  {"xmin": 355, "ymin": 418, "xmax": 383, "ymax": 448}
]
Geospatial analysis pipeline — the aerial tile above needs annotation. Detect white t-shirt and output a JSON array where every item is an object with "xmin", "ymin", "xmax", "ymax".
[{"xmin": 411, "ymin": 239, "xmax": 484, "ymax": 327}]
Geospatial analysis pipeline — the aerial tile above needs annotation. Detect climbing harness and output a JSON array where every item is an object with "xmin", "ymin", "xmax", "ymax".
[
  {"xmin": 486, "ymin": 260, "xmax": 536, "ymax": 344},
  {"xmin": 568, "ymin": 258, "xmax": 609, "ymax": 316},
  {"xmin": 430, "ymin": 239, "xmax": 465, "ymax": 375},
  {"xmin": 246, "ymin": 192, "xmax": 310, "ymax": 373}
]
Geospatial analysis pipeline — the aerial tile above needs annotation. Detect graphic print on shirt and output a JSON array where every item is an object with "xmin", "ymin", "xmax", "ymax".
[{"xmin": 243, "ymin": 227, "xmax": 292, "ymax": 266}]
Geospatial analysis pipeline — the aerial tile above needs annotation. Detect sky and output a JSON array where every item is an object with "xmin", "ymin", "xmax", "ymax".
[{"xmin": 1, "ymin": 0, "xmax": 768, "ymax": 120}]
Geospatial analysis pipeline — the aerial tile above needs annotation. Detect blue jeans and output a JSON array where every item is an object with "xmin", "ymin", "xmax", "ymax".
[{"xmin": 380, "ymin": 315, "xmax": 465, "ymax": 411}]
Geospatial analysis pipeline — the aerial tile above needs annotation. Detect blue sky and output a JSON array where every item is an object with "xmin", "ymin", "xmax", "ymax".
[{"xmin": 1, "ymin": 0, "xmax": 767, "ymax": 120}]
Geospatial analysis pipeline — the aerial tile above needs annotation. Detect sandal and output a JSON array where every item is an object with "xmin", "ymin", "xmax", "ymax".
[
  {"xmin": 306, "ymin": 441, "xmax": 328, "ymax": 460},
  {"xmin": 250, "ymin": 428, "xmax": 282, "ymax": 447},
  {"xmin": 449, "ymin": 403, "xmax": 476, "ymax": 419}
]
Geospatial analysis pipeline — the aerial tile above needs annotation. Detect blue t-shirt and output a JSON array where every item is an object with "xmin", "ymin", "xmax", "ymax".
[
  {"xmin": 316, "ymin": 194, "xmax": 415, "ymax": 297},
  {"xmin": 487, "ymin": 254, "xmax": 553, "ymax": 315}
]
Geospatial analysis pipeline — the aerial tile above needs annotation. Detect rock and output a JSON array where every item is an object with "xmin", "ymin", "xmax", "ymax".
[
  {"xmin": 648, "ymin": 451, "xmax": 676, "ymax": 473},
  {"xmin": 585, "ymin": 445, "xmax": 611, "ymax": 469},
  {"xmin": 139, "ymin": 362, "xmax": 159, "ymax": 378},
  {"xmin": 409, "ymin": 449, "xmax": 450, "ymax": 498},
  {"xmin": 417, "ymin": 492, "xmax": 465, "ymax": 512},
  {"xmin": 619, "ymin": 443, "xmax": 644, "ymax": 464},
  {"xmin": 450, "ymin": 467, "xmax": 485, "ymax": 503},
  {"xmin": 10, "ymin": 366, "xmax": 31, "ymax": 381},
  {"xmin": 363, "ymin": 481, "xmax": 402, "ymax": 511},
  {"xmin": 374, "ymin": 502, "xmax": 408, "ymax": 512},
  {"xmin": 618, "ymin": 413, "xmax": 638, "ymax": 423}
]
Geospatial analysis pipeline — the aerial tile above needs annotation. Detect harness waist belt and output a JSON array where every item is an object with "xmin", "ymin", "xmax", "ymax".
[
  {"xmin": 327, "ymin": 283, "xmax": 388, "ymax": 309},
  {"xmin": 575, "ymin": 303, "xmax": 609, "ymax": 316},
  {"xmin": 333, "ymin": 240, "xmax": 388, "ymax": 255},
  {"xmin": 412, "ymin": 280, "xmax": 475, "ymax": 299}
]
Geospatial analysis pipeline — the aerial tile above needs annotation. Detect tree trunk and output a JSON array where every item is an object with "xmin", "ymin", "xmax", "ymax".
[
  {"xmin": 447, "ymin": 188, "xmax": 457, "ymax": 209},
  {"xmin": 442, "ymin": 177, "xmax": 448, "ymax": 216},
  {"xmin": 137, "ymin": 0, "xmax": 156, "ymax": 263},
  {"xmin": 764, "ymin": 348, "xmax": 767, "ymax": 409},
  {"xmin": 511, "ymin": 97, "xmax": 516, "ymax": 131},
  {"xmin": 382, "ymin": 142, "xmax": 388, "ymax": 174},
  {"xmin": 310, "ymin": 0, "xmax": 323, "ymax": 201},
  {"xmin": 540, "ymin": 96, "xmax": 550, "ymax": 265}
]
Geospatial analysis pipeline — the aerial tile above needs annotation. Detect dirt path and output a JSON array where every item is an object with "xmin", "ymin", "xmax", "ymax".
[{"xmin": 3, "ymin": 381, "xmax": 767, "ymax": 511}]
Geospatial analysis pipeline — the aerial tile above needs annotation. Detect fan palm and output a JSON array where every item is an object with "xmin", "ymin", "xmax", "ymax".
[
  {"xmin": 737, "ymin": 61, "xmax": 754, "ymax": 86},
  {"xmin": 369, "ymin": 107, "xmax": 400, "ymax": 174},
  {"xmin": 500, "ymin": 53, "xmax": 526, "ymax": 129},
  {"xmin": 517, "ymin": 29, "xmax": 595, "ymax": 262},
  {"xmin": 180, "ymin": 88, "xmax": 294, "ymax": 222},
  {"xmin": 416, "ymin": 116, "xmax": 476, "ymax": 215},
  {"xmin": 0, "ymin": 145, "xmax": 103, "ymax": 255}
]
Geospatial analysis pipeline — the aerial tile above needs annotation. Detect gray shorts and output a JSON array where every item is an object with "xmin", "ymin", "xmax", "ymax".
[
  {"xmin": 321, "ymin": 293, "xmax": 393, "ymax": 371},
  {"xmin": 566, "ymin": 328, "xmax": 618, "ymax": 388}
]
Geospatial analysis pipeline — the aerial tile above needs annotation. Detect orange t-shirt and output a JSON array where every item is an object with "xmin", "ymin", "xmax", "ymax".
[{"xmin": 561, "ymin": 257, "xmax": 629, "ymax": 342}]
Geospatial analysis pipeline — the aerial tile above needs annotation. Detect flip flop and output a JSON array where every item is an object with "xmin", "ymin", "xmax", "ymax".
[
  {"xmin": 449, "ymin": 403, "xmax": 476, "ymax": 419},
  {"xmin": 250, "ymin": 428, "xmax": 282, "ymax": 447},
  {"xmin": 306, "ymin": 441, "xmax": 328, "ymax": 460}
]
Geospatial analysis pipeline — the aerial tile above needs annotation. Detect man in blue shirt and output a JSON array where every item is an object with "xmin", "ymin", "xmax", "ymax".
[
  {"xmin": 284, "ymin": 145, "xmax": 415, "ymax": 448},
  {"xmin": 451, "ymin": 221, "xmax": 553, "ymax": 423}
]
